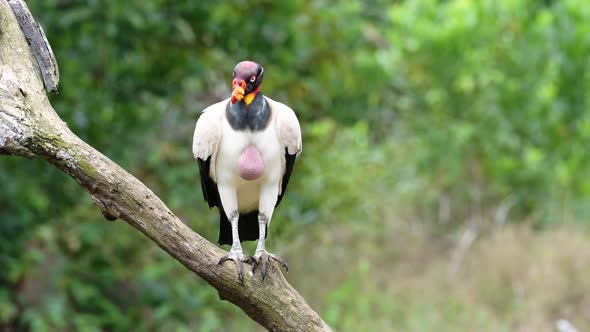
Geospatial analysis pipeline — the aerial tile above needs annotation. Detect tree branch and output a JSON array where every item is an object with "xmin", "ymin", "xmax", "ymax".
[{"xmin": 0, "ymin": 1, "xmax": 332, "ymax": 331}]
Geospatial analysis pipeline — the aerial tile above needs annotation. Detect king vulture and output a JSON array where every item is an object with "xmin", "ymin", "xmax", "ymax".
[{"xmin": 192, "ymin": 61, "xmax": 302, "ymax": 283}]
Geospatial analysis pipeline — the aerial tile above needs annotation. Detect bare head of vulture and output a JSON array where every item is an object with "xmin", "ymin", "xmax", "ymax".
[{"xmin": 231, "ymin": 61, "xmax": 264, "ymax": 105}]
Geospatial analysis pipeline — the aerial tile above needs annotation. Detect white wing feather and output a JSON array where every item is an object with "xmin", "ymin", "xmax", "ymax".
[
  {"xmin": 270, "ymin": 98, "xmax": 302, "ymax": 156},
  {"xmin": 192, "ymin": 99, "xmax": 226, "ymax": 180}
]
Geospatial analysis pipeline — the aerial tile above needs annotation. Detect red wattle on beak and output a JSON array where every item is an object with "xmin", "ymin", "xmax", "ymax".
[{"xmin": 231, "ymin": 79, "xmax": 247, "ymax": 104}]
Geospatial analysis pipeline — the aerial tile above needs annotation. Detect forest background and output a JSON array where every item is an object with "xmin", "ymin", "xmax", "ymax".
[{"xmin": 1, "ymin": 0, "xmax": 590, "ymax": 331}]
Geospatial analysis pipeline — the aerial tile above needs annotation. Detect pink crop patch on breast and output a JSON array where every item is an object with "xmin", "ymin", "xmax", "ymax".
[{"xmin": 238, "ymin": 145, "xmax": 265, "ymax": 180}]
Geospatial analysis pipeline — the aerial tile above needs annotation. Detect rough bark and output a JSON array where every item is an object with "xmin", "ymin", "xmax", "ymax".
[{"xmin": 0, "ymin": 1, "xmax": 332, "ymax": 331}]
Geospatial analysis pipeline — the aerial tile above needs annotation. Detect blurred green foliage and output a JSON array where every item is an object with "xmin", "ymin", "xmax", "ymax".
[
  {"xmin": 1, "ymin": 0, "xmax": 590, "ymax": 331},
  {"xmin": 384, "ymin": 0, "xmax": 590, "ymax": 226}
]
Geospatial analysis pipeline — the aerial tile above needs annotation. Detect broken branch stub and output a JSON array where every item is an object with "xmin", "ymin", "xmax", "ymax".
[{"xmin": 7, "ymin": 0, "xmax": 59, "ymax": 93}]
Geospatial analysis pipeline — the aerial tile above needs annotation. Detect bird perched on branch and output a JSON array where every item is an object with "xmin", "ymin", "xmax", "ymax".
[{"xmin": 192, "ymin": 61, "xmax": 302, "ymax": 283}]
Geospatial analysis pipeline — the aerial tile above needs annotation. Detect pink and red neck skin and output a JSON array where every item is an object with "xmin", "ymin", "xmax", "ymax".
[{"xmin": 245, "ymin": 85, "xmax": 262, "ymax": 101}]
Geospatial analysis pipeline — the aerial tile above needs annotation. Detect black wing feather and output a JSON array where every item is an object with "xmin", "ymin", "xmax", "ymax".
[
  {"xmin": 276, "ymin": 148, "xmax": 297, "ymax": 207},
  {"xmin": 197, "ymin": 156, "xmax": 220, "ymax": 209}
]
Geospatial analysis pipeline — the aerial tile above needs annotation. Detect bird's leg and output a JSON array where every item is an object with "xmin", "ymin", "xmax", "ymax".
[
  {"xmin": 253, "ymin": 213, "xmax": 288, "ymax": 281},
  {"xmin": 255, "ymin": 213, "xmax": 267, "ymax": 253},
  {"xmin": 217, "ymin": 210, "xmax": 256, "ymax": 285}
]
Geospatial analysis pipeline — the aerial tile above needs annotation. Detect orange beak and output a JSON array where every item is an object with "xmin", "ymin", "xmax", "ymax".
[{"xmin": 231, "ymin": 79, "xmax": 247, "ymax": 104}]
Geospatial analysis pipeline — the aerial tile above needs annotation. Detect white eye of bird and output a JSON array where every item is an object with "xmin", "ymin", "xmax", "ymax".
[{"xmin": 250, "ymin": 76, "xmax": 256, "ymax": 82}]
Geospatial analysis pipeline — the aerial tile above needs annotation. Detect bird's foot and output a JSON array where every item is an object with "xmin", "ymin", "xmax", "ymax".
[
  {"xmin": 217, "ymin": 249, "xmax": 257, "ymax": 285},
  {"xmin": 253, "ymin": 250, "xmax": 288, "ymax": 281}
]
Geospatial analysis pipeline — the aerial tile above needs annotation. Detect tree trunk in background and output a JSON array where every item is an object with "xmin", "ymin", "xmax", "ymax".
[{"xmin": 0, "ymin": 1, "xmax": 332, "ymax": 331}]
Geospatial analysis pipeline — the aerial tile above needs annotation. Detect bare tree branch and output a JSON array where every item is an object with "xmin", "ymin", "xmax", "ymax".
[{"xmin": 0, "ymin": 1, "xmax": 332, "ymax": 331}]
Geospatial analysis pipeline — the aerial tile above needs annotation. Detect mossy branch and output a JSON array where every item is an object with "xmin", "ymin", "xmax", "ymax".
[{"xmin": 0, "ymin": 1, "xmax": 331, "ymax": 331}]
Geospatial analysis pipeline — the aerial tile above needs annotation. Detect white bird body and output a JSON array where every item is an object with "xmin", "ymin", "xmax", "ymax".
[
  {"xmin": 193, "ymin": 94, "xmax": 301, "ymax": 235},
  {"xmin": 192, "ymin": 61, "xmax": 301, "ymax": 281},
  {"xmin": 217, "ymin": 98, "xmax": 284, "ymax": 214}
]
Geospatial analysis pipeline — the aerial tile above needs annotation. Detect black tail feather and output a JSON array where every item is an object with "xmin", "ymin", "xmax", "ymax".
[{"xmin": 218, "ymin": 209, "xmax": 267, "ymax": 245}]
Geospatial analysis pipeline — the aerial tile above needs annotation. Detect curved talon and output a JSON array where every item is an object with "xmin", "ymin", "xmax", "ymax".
[
  {"xmin": 237, "ymin": 260, "xmax": 243, "ymax": 285},
  {"xmin": 217, "ymin": 255, "xmax": 232, "ymax": 266},
  {"xmin": 253, "ymin": 251, "xmax": 289, "ymax": 281},
  {"xmin": 261, "ymin": 256, "xmax": 269, "ymax": 281},
  {"xmin": 275, "ymin": 257, "xmax": 288, "ymax": 273},
  {"xmin": 249, "ymin": 258, "xmax": 258, "ymax": 273},
  {"xmin": 217, "ymin": 251, "xmax": 256, "ymax": 285}
]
